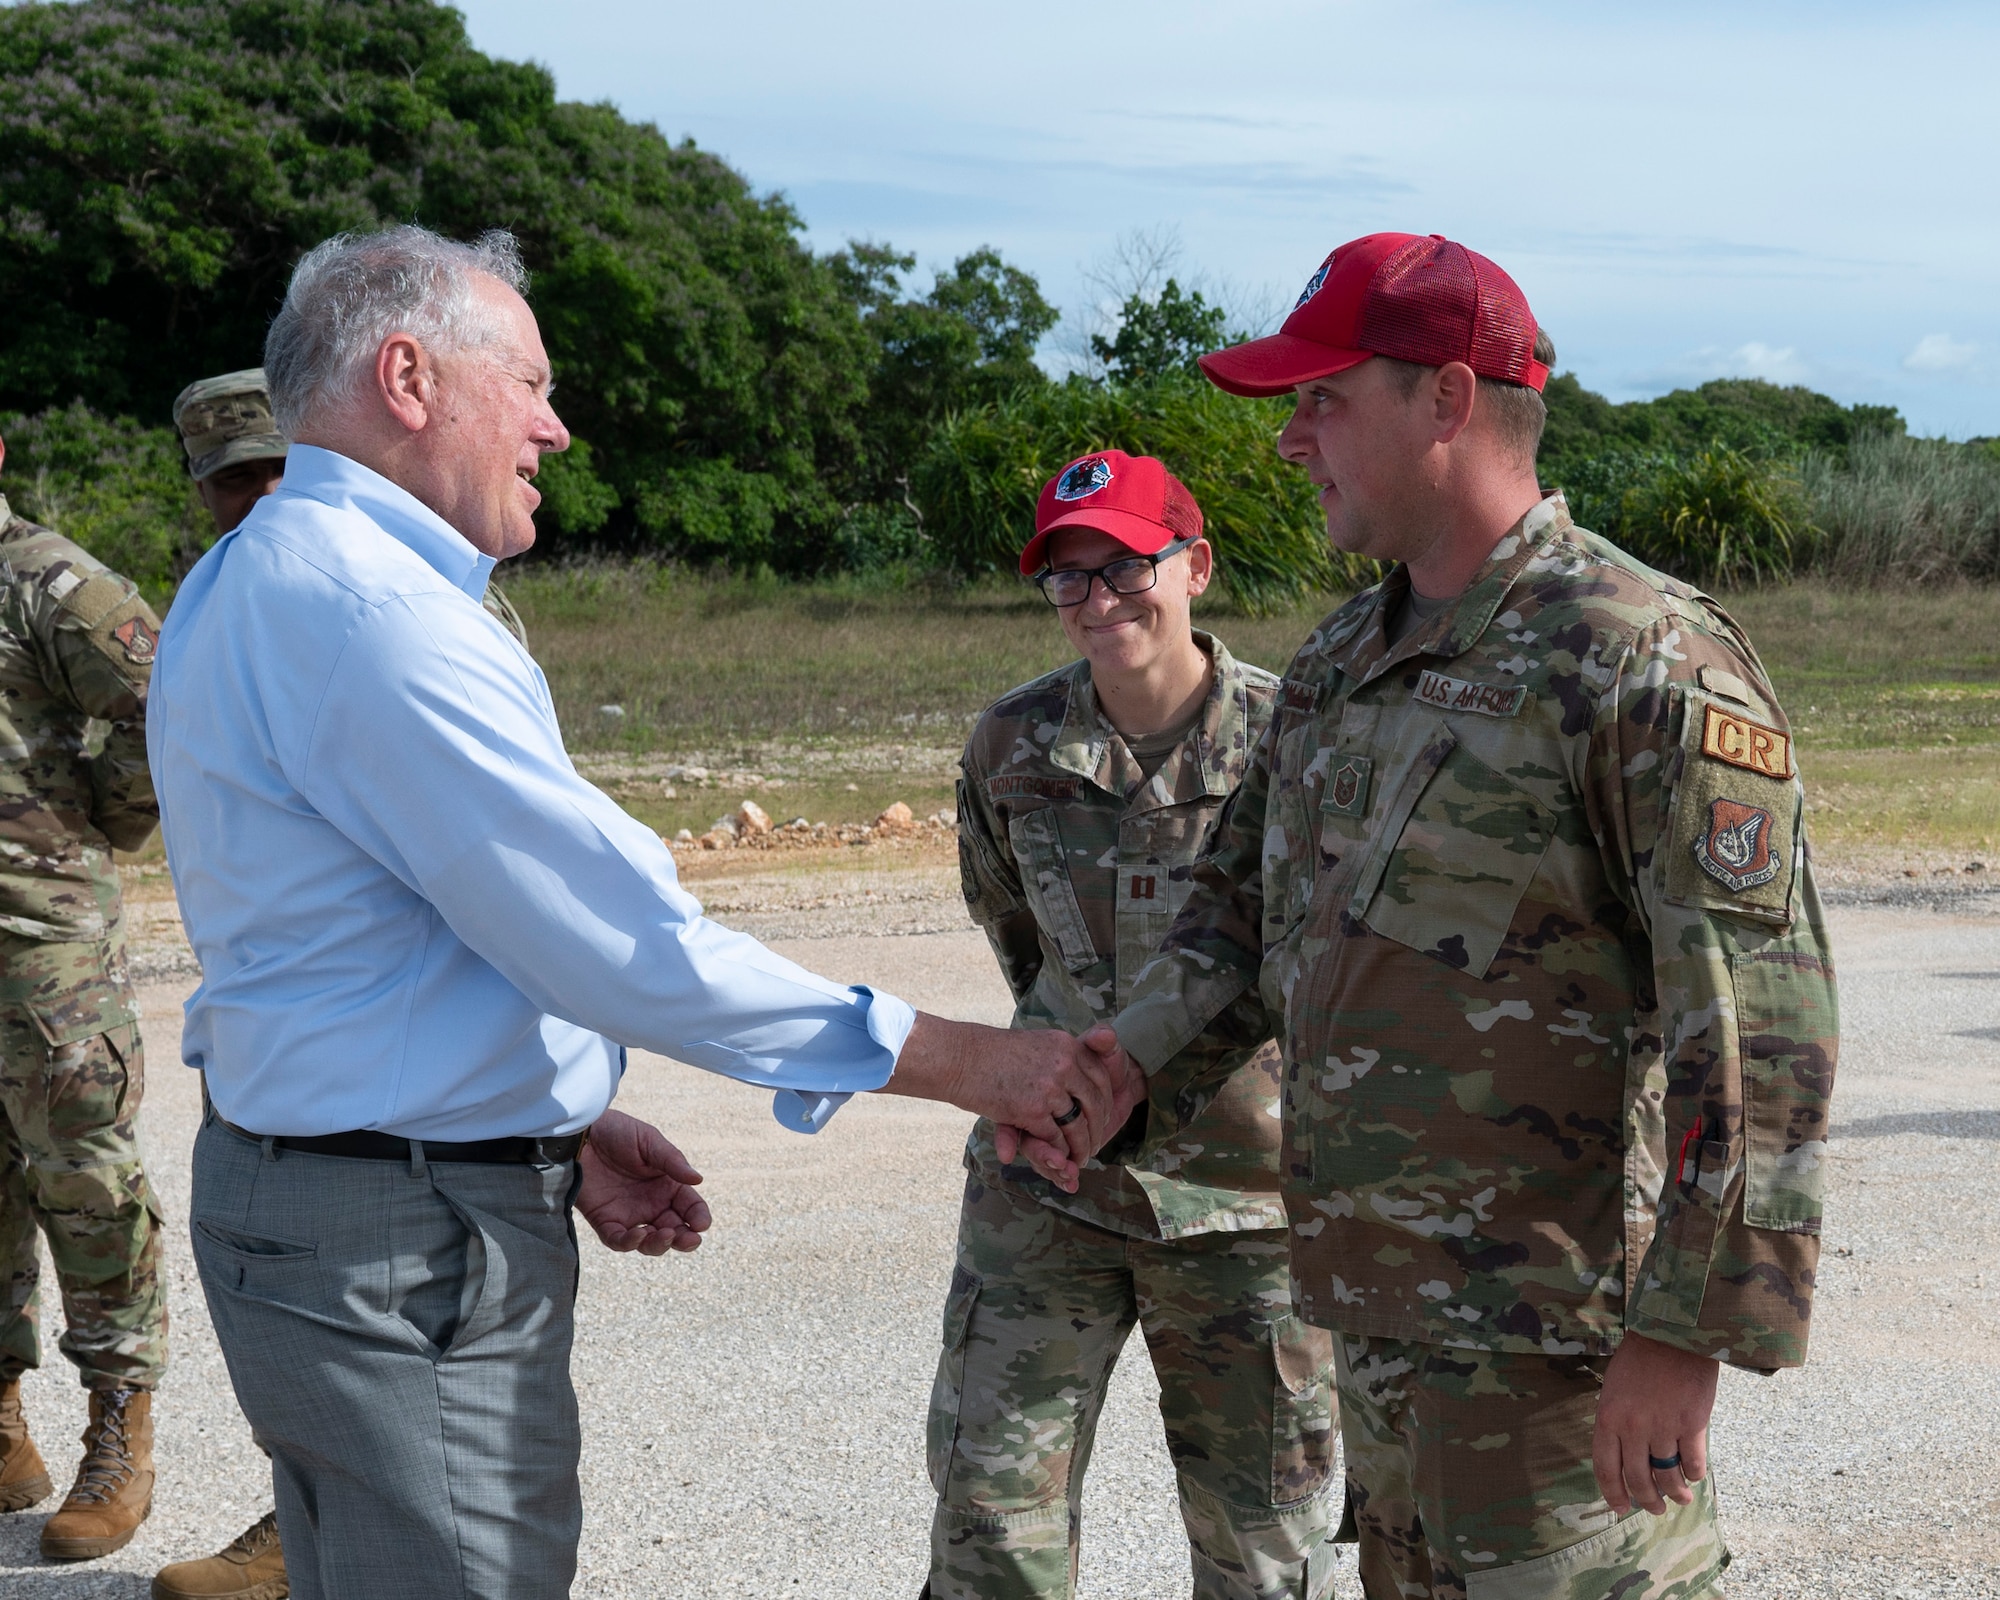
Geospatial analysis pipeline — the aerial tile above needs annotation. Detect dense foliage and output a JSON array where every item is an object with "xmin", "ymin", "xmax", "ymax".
[
  {"xmin": 0, "ymin": 403, "xmax": 205, "ymax": 595},
  {"xmin": 0, "ymin": 0, "xmax": 1988, "ymax": 596},
  {"xmin": 1541, "ymin": 376, "xmax": 1998, "ymax": 586},
  {"xmin": 0, "ymin": 0, "xmax": 1052, "ymax": 570}
]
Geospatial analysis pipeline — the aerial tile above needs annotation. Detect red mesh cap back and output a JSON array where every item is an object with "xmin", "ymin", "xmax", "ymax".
[
  {"xmin": 1198, "ymin": 231, "xmax": 1548, "ymax": 397},
  {"xmin": 1355, "ymin": 237, "xmax": 1542, "ymax": 388}
]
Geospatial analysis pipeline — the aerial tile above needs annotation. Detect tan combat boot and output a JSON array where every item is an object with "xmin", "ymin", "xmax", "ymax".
[
  {"xmin": 0, "ymin": 1375, "xmax": 53, "ymax": 1511},
  {"xmin": 152, "ymin": 1510, "xmax": 289, "ymax": 1599},
  {"xmin": 40, "ymin": 1385, "xmax": 154, "ymax": 1560}
]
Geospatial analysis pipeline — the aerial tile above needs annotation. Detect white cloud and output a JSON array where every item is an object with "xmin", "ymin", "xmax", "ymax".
[
  {"xmin": 1725, "ymin": 342, "xmax": 1811, "ymax": 383},
  {"xmin": 1903, "ymin": 333, "xmax": 1977, "ymax": 372}
]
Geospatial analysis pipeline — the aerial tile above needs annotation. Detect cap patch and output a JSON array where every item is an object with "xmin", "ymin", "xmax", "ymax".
[
  {"xmin": 1701, "ymin": 705, "xmax": 1793, "ymax": 779},
  {"xmin": 1694, "ymin": 797, "xmax": 1779, "ymax": 893},
  {"xmin": 1054, "ymin": 457, "xmax": 1114, "ymax": 502},
  {"xmin": 1294, "ymin": 257, "xmax": 1333, "ymax": 310}
]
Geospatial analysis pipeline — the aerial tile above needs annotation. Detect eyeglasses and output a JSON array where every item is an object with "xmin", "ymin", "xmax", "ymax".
[{"xmin": 1033, "ymin": 536, "xmax": 1199, "ymax": 608}]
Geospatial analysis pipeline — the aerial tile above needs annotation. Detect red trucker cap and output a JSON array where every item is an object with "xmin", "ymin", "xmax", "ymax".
[
  {"xmin": 1198, "ymin": 232, "xmax": 1548, "ymax": 398},
  {"xmin": 1019, "ymin": 450, "xmax": 1204, "ymax": 576}
]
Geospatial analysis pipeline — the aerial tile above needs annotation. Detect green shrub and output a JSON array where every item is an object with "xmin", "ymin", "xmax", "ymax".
[
  {"xmin": 1802, "ymin": 430, "xmax": 2000, "ymax": 583},
  {"xmin": 913, "ymin": 373, "xmax": 1365, "ymax": 613},
  {"xmin": 0, "ymin": 401, "xmax": 207, "ymax": 596},
  {"xmin": 1608, "ymin": 444, "xmax": 1810, "ymax": 587}
]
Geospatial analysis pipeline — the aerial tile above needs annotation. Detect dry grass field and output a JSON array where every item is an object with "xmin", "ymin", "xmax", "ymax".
[{"xmin": 509, "ymin": 567, "xmax": 2000, "ymax": 867}]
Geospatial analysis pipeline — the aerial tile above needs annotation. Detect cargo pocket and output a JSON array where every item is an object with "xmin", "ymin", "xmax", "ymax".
[
  {"xmin": 926, "ymin": 1264, "xmax": 982, "ymax": 1493},
  {"xmin": 1270, "ymin": 1315, "xmax": 1336, "ymax": 1505},
  {"xmin": 1358, "ymin": 741, "xmax": 1555, "ymax": 979},
  {"xmin": 1008, "ymin": 809, "xmax": 1098, "ymax": 973},
  {"xmin": 1633, "ymin": 1142, "xmax": 1730, "ymax": 1328},
  {"xmin": 1733, "ymin": 949, "xmax": 1836, "ymax": 1234},
  {"xmin": 1463, "ymin": 1477, "xmax": 1727, "ymax": 1600}
]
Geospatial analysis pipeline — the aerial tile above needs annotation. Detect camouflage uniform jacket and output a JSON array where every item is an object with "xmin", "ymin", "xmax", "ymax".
[
  {"xmin": 1114, "ymin": 495, "xmax": 1836, "ymax": 1369},
  {"xmin": 0, "ymin": 497, "xmax": 159, "ymax": 948},
  {"xmin": 958, "ymin": 630, "xmax": 1290, "ymax": 1241}
]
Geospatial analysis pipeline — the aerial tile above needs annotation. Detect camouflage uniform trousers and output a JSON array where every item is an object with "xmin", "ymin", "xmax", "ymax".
[
  {"xmin": 0, "ymin": 937, "xmax": 165, "ymax": 1391},
  {"xmin": 926, "ymin": 1174, "xmax": 1340, "ymax": 1600},
  {"xmin": 1335, "ymin": 1334, "xmax": 1728, "ymax": 1600}
]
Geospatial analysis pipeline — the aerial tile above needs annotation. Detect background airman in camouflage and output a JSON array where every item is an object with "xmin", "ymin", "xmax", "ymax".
[
  {"xmin": 927, "ymin": 451, "xmax": 1337, "ymax": 1600},
  {"xmin": 0, "ymin": 421, "xmax": 170, "ymax": 1563},
  {"xmin": 1102, "ymin": 236, "xmax": 1836, "ymax": 1600}
]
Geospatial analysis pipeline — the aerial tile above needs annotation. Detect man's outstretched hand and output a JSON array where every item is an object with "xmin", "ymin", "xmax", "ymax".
[
  {"xmin": 880, "ymin": 1013, "xmax": 1137, "ymax": 1191},
  {"xmin": 994, "ymin": 1023, "xmax": 1145, "ymax": 1186},
  {"xmin": 576, "ymin": 1108, "xmax": 711, "ymax": 1256}
]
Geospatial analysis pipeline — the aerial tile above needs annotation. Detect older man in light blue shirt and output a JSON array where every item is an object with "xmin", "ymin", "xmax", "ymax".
[{"xmin": 154, "ymin": 225, "xmax": 1139, "ymax": 1600}]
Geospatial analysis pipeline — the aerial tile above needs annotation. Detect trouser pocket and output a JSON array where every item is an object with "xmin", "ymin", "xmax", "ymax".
[
  {"xmin": 926, "ymin": 1263, "xmax": 982, "ymax": 1494},
  {"xmin": 1271, "ymin": 1314, "xmax": 1337, "ymax": 1506}
]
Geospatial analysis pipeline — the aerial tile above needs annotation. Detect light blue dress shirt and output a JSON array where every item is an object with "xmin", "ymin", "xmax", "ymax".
[{"xmin": 149, "ymin": 445, "xmax": 908, "ymax": 1139}]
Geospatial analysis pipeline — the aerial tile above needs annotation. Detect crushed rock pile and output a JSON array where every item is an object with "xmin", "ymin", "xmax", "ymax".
[{"xmin": 667, "ymin": 798, "xmax": 958, "ymax": 854}]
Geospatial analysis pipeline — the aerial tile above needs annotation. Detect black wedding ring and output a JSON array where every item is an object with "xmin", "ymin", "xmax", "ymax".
[
  {"xmin": 1648, "ymin": 1452, "xmax": 1683, "ymax": 1472},
  {"xmin": 1052, "ymin": 1096, "xmax": 1084, "ymax": 1127}
]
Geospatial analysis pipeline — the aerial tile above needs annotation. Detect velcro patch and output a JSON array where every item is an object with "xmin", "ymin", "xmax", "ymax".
[
  {"xmin": 1323, "ymin": 754, "xmax": 1373, "ymax": 818},
  {"xmin": 1701, "ymin": 705, "xmax": 1793, "ymax": 779},
  {"xmin": 987, "ymin": 775, "xmax": 1082, "ymax": 801},
  {"xmin": 1413, "ymin": 669, "xmax": 1527, "ymax": 719},
  {"xmin": 1280, "ymin": 678, "xmax": 1321, "ymax": 714}
]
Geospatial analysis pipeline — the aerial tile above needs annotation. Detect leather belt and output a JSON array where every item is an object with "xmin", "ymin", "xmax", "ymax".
[{"xmin": 221, "ymin": 1118, "xmax": 584, "ymax": 1166}]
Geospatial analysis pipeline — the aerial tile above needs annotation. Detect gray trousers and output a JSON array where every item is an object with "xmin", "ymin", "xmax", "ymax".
[{"xmin": 189, "ymin": 1112, "xmax": 584, "ymax": 1600}]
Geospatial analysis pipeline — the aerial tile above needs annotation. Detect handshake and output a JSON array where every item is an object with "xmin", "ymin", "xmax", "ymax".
[{"xmin": 574, "ymin": 1014, "xmax": 1140, "ymax": 1257}]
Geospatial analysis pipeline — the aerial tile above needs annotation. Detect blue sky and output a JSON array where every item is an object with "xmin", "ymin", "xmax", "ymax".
[{"xmin": 456, "ymin": 1, "xmax": 1999, "ymax": 437}]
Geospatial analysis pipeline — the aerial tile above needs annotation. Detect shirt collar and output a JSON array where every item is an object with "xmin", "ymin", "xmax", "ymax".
[
  {"xmin": 1048, "ymin": 630, "xmax": 1245, "ymax": 805},
  {"xmin": 272, "ymin": 444, "xmax": 496, "ymax": 599},
  {"xmin": 1329, "ymin": 491, "xmax": 1572, "ymax": 684}
]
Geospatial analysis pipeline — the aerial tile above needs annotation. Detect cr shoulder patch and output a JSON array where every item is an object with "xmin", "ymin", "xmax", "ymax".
[
  {"xmin": 1323, "ymin": 754, "xmax": 1373, "ymax": 818},
  {"xmin": 1702, "ymin": 704, "xmax": 1793, "ymax": 779},
  {"xmin": 1694, "ymin": 797, "xmax": 1779, "ymax": 892},
  {"xmin": 986, "ymin": 775, "xmax": 1082, "ymax": 801},
  {"xmin": 1413, "ymin": 669, "xmax": 1527, "ymax": 719},
  {"xmin": 110, "ymin": 615, "xmax": 157, "ymax": 666}
]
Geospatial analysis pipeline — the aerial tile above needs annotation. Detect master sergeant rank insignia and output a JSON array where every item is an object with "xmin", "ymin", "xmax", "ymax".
[{"xmin": 1324, "ymin": 754, "xmax": 1372, "ymax": 818}]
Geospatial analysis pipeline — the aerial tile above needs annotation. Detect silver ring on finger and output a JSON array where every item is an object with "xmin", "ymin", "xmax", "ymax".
[{"xmin": 1052, "ymin": 1096, "xmax": 1084, "ymax": 1127}]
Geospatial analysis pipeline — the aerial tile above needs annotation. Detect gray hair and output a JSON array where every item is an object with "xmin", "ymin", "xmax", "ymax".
[{"xmin": 264, "ymin": 225, "xmax": 529, "ymax": 436}]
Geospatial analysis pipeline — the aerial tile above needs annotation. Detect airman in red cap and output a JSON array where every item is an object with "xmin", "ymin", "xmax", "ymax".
[
  {"xmin": 1060, "ymin": 234, "xmax": 1836, "ymax": 1599},
  {"xmin": 924, "ymin": 453, "xmax": 1339, "ymax": 1598}
]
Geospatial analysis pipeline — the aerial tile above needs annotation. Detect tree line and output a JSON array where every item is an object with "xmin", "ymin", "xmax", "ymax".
[{"xmin": 0, "ymin": 0, "xmax": 1994, "ymax": 601}]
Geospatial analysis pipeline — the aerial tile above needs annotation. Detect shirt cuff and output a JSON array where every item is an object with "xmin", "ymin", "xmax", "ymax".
[
  {"xmin": 763, "ymin": 985, "xmax": 916, "ymax": 1135},
  {"xmin": 773, "ymin": 1089, "xmax": 851, "ymax": 1133}
]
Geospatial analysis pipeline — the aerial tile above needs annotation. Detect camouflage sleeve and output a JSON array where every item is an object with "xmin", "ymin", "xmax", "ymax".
[
  {"xmin": 1588, "ymin": 614, "xmax": 1835, "ymax": 1370},
  {"xmin": 1114, "ymin": 719, "xmax": 1279, "ymax": 1126},
  {"xmin": 956, "ymin": 770, "xmax": 1043, "ymax": 1007},
  {"xmin": 37, "ymin": 567, "xmax": 160, "ymax": 854}
]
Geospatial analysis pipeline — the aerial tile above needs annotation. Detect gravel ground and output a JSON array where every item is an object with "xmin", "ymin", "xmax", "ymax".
[{"xmin": 2, "ymin": 903, "xmax": 1997, "ymax": 1597}]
